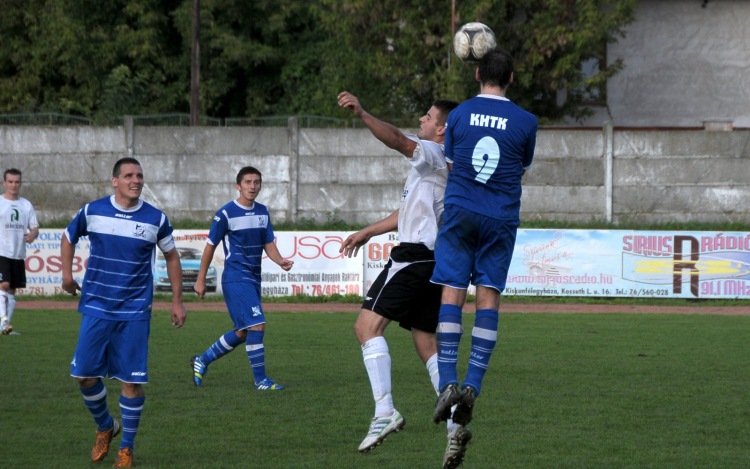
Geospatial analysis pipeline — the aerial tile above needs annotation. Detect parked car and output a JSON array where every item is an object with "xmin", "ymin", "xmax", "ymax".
[{"xmin": 154, "ymin": 246, "xmax": 217, "ymax": 292}]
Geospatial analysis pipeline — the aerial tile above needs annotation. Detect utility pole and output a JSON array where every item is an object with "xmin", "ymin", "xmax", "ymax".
[
  {"xmin": 190, "ymin": 0, "xmax": 200, "ymax": 126},
  {"xmin": 451, "ymin": 0, "xmax": 456, "ymax": 37}
]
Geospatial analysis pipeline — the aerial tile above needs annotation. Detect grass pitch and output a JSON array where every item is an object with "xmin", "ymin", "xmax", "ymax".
[{"xmin": 1, "ymin": 309, "xmax": 748, "ymax": 468}]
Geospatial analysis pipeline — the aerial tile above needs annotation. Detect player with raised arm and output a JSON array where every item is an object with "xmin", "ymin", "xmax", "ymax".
[
  {"xmin": 431, "ymin": 49, "xmax": 538, "ymax": 441},
  {"xmin": 61, "ymin": 157, "xmax": 187, "ymax": 467},
  {"xmin": 0, "ymin": 169, "xmax": 39, "ymax": 335},
  {"xmin": 191, "ymin": 166, "xmax": 293, "ymax": 391},
  {"xmin": 338, "ymin": 92, "xmax": 471, "ymax": 468}
]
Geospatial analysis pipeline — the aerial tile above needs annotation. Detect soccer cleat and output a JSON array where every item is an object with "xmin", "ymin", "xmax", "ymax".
[
  {"xmin": 254, "ymin": 377, "xmax": 285, "ymax": 390},
  {"xmin": 433, "ymin": 384, "xmax": 461, "ymax": 424},
  {"xmin": 190, "ymin": 355, "xmax": 207, "ymax": 386},
  {"xmin": 358, "ymin": 410, "xmax": 405, "ymax": 453},
  {"xmin": 443, "ymin": 426, "xmax": 473, "ymax": 469},
  {"xmin": 1, "ymin": 325, "xmax": 12, "ymax": 335},
  {"xmin": 451, "ymin": 386, "xmax": 477, "ymax": 426},
  {"xmin": 112, "ymin": 447, "xmax": 134, "ymax": 468},
  {"xmin": 91, "ymin": 420, "xmax": 121, "ymax": 462}
]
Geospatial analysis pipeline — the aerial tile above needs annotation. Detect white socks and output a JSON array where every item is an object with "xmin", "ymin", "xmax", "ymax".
[
  {"xmin": 7, "ymin": 293, "xmax": 15, "ymax": 323},
  {"xmin": 0, "ymin": 291, "xmax": 7, "ymax": 328},
  {"xmin": 426, "ymin": 353, "xmax": 440, "ymax": 392},
  {"xmin": 362, "ymin": 336, "xmax": 394, "ymax": 417}
]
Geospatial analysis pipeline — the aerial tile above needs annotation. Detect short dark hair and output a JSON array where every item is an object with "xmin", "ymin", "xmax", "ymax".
[
  {"xmin": 478, "ymin": 48, "xmax": 514, "ymax": 89},
  {"xmin": 4, "ymin": 168, "xmax": 21, "ymax": 181},
  {"xmin": 113, "ymin": 157, "xmax": 142, "ymax": 178},
  {"xmin": 433, "ymin": 99, "xmax": 460, "ymax": 126},
  {"xmin": 236, "ymin": 166, "xmax": 262, "ymax": 185}
]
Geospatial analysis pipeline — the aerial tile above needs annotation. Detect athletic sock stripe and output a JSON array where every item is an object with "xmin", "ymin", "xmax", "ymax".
[
  {"xmin": 437, "ymin": 323, "xmax": 463, "ymax": 333},
  {"xmin": 472, "ymin": 327, "xmax": 498, "ymax": 341},
  {"xmin": 83, "ymin": 389, "xmax": 107, "ymax": 401},
  {"xmin": 246, "ymin": 344, "xmax": 264, "ymax": 351},
  {"xmin": 472, "ymin": 345, "xmax": 495, "ymax": 353},
  {"xmin": 219, "ymin": 336, "xmax": 235, "ymax": 350},
  {"xmin": 120, "ymin": 404, "xmax": 144, "ymax": 412}
]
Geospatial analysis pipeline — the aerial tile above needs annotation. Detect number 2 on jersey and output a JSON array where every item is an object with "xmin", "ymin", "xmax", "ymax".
[{"xmin": 472, "ymin": 136, "xmax": 500, "ymax": 184}]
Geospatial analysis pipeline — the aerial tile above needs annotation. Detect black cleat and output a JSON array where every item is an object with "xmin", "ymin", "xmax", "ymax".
[
  {"xmin": 433, "ymin": 384, "xmax": 461, "ymax": 424},
  {"xmin": 451, "ymin": 386, "xmax": 477, "ymax": 426}
]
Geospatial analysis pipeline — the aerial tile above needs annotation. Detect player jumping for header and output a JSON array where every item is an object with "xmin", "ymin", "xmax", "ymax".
[
  {"xmin": 430, "ymin": 48, "xmax": 537, "ymax": 455},
  {"xmin": 338, "ymin": 91, "xmax": 474, "ymax": 468}
]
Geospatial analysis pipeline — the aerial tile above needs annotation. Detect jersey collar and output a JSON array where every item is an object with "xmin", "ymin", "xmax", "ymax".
[
  {"xmin": 477, "ymin": 94, "xmax": 510, "ymax": 102},
  {"xmin": 233, "ymin": 200, "xmax": 255, "ymax": 211},
  {"xmin": 109, "ymin": 195, "xmax": 143, "ymax": 212}
]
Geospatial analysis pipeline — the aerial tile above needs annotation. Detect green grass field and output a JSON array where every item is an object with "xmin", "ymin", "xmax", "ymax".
[{"xmin": 2, "ymin": 309, "xmax": 749, "ymax": 468}]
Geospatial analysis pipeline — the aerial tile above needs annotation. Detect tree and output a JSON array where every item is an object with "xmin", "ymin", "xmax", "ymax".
[
  {"xmin": 312, "ymin": 0, "xmax": 638, "ymax": 124},
  {"xmin": 0, "ymin": 0, "xmax": 637, "ymax": 124}
]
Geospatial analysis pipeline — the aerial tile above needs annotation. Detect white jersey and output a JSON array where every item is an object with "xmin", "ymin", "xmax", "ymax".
[
  {"xmin": 397, "ymin": 135, "xmax": 448, "ymax": 251},
  {"xmin": 0, "ymin": 196, "xmax": 38, "ymax": 259}
]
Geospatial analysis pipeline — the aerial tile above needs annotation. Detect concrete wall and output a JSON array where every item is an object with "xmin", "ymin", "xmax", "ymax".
[
  {"xmin": 581, "ymin": 0, "xmax": 750, "ymax": 128},
  {"xmin": 0, "ymin": 123, "xmax": 748, "ymax": 226}
]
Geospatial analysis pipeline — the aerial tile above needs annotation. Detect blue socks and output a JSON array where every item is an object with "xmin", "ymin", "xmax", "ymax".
[
  {"xmin": 245, "ymin": 330, "xmax": 266, "ymax": 383},
  {"xmin": 436, "ymin": 304, "xmax": 464, "ymax": 391},
  {"xmin": 80, "ymin": 380, "xmax": 147, "ymax": 450},
  {"xmin": 200, "ymin": 331, "xmax": 244, "ymax": 365},
  {"xmin": 80, "ymin": 380, "xmax": 113, "ymax": 432},
  {"xmin": 464, "ymin": 309, "xmax": 499, "ymax": 396},
  {"xmin": 119, "ymin": 395, "xmax": 145, "ymax": 451}
]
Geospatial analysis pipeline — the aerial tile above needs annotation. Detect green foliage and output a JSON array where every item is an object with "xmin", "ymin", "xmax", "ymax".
[{"xmin": 0, "ymin": 0, "xmax": 637, "ymax": 123}]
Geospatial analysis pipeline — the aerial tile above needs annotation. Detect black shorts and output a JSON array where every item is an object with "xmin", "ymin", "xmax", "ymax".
[
  {"xmin": 362, "ymin": 243, "xmax": 442, "ymax": 333},
  {"xmin": 0, "ymin": 256, "xmax": 26, "ymax": 289}
]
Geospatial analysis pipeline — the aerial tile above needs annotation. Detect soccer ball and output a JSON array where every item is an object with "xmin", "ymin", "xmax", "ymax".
[{"xmin": 453, "ymin": 22, "xmax": 497, "ymax": 64}]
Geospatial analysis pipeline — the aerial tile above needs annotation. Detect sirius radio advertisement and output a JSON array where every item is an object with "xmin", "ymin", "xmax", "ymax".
[
  {"xmin": 505, "ymin": 230, "xmax": 750, "ymax": 299},
  {"xmin": 18, "ymin": 229, "xmax": 750, "ymax": 299}
]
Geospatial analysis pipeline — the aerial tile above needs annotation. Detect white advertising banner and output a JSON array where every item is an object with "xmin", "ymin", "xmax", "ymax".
[
  {"xmin": 20, "ymin": 230, "xmax": 364, "ymax": 297},
  {"xmin": 18, "ymin": 229, "xmax": 750, "ymax": 299}
]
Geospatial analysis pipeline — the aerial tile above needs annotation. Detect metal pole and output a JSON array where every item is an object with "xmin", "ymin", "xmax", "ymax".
[
  {"xmin": 604, "ymin": 121, "xmax": 614, "ymax": 223},
  {"xmin": 190, "ymin": 0, "xmax": 201, "ymax": 126},
  {"xmin": 451, "ymin": 0, "xmax": 456, "ymax": 37}
]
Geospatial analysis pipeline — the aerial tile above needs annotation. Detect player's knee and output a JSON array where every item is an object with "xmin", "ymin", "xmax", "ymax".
[
  {"xmin": 121, "ymin": 382, "xmax": 144, "ymax": 398},
  {"xmin": 76, "ymin": 377, "xmax": 99, "ymax": 388}
]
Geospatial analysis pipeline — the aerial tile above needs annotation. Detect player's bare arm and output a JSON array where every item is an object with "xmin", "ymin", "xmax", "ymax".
[
  {"xmin": 163, "ymin": 248, "xmax": 187, "ymax": 328},
  {"xmin": 264, "ymin": 242, "xmax": 294, "ymax": 271},
  {"xmin": 60, "ymin": 235, "xmax": 81, "ymax": 295},
  {"xmin": 25, "ymin": 226, "xmax": 39, "ymax": 244},
  {"xmin": 340, "ymin": 210, "xmax": 399, "ymax": 258},
  {"xmin": 338, "ymin": 91, "xmax": 417, "ymax": 158},
  {"xmin": 193, "ymin": 243, "xmax": 218, "ymax": 299}
]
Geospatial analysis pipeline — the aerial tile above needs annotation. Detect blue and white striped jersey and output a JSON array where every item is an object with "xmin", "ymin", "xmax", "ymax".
[
  {"xmin": 207, "ymin": 200, "xmax": 274, "ymax": 285},
  {"xmin": 65, "ymin": 196, "xmax": 175, "ymax": 321}
]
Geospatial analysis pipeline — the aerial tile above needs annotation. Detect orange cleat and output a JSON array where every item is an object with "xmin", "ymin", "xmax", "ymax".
[
  {"xmin": 112, "ymin": 447, "xmax": 134, "ymax": 467},
  {"xmin": 91, "ymin": 420, "xmax": 121, "ymax": 462}
]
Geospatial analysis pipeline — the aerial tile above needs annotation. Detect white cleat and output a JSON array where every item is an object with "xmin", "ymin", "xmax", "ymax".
[
  {"xmin": 443, "ymin": 426, "xmax": 473, "ymax": 469},
  {"xmin": 358, "ymin": 410, "xmax": 405, "ymax": 453}
]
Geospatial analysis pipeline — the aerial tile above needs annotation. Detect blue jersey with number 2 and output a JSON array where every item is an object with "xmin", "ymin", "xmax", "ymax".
[{"xmin": 444, "ymin": 94, "xmax": 537, "ymax": 220}]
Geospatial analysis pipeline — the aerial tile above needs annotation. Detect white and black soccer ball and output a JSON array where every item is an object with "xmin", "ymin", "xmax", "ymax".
[{"xmin": 453, "ymin": 22, "xmax": 497, "ymax": 64}]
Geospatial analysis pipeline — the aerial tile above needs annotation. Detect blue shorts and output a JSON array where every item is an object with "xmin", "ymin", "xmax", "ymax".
[
  {"xmin": 71, "ymin": 314, "xmax": 150, "ymax": 384},
  {"xmin": 431, "ymin": 204, "xmax": 520, "ymax": 292},
  {"xmin": 223, "ymin": 281, "xmax": 265, "ymax": 330}
]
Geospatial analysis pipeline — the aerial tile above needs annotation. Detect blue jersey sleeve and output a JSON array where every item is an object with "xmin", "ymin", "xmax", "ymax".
[
  {"xmin": 264, "ymin": 218, "xmax": 274, "ymax": 245},
  {"xmin": 64, "ymin": 205, "xmax": 89, "ymax": 244},
  {"xmin": 523, "ymin": 121, "xmax": 538, "ymax": 170},
  {"xmin": 157, "ymin": 214, "xmax": 176, "ymax": 252},
  {"xmin": 207, "ymin": 210, "xmax": 229, "ymax": 246},
  {"xmin": 444, "ymin": 113, "xmax": 456, "ymax": 163}
]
